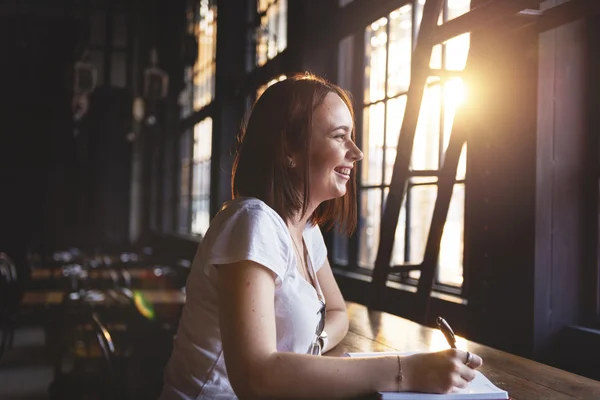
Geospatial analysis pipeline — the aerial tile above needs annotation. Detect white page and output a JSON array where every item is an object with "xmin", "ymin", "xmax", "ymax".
[{"xmin": 344, "ymin": 352, "xmax": 509, "ymax": 400}]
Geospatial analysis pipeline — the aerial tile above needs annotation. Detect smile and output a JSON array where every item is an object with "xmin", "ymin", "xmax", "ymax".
[{"xmin": 334, "ymin": 167, "xmax": 351, "ymax": 178}]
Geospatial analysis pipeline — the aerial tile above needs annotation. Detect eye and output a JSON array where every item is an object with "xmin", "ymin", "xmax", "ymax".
[{"xmin": 333, "ymin": 133, "xmax": 346, "ymax": 140}]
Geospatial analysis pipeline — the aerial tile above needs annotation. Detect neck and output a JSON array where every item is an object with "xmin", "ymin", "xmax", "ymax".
[{"xmin": 287, "ymin": 201, "xmax": 318, "ymax": 239}]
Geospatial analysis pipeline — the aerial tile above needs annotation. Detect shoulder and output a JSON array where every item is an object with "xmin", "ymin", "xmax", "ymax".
[{"xmin": 216, "ymin": 197, "xmax": 288, "ymax": 234}]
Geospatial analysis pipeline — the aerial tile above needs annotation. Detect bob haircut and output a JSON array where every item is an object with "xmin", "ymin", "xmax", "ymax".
[{"xmin": 232, "ymin": 72, "xmax": 358, "ymax": 235}]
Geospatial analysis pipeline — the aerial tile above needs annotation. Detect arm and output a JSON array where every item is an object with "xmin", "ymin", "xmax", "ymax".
[
  {"xmin": 315, "ymin": 258, "xmax": 348, "ymax": 353},
  {"xmin": 217, "ymin": 260, "xmax": 398, "ymax": 399},
  {"xmin": 217, "ymin": 260, "xmax": 483, "ymax": 399}
]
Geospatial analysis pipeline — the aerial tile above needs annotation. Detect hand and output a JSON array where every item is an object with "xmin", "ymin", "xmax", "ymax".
[{"xmin": 401, "ymin": 349, "xmax": 483, "ymax": 394}]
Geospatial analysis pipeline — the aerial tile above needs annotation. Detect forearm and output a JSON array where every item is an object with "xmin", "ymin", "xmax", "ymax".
[
  {"xmin": 322, "ymin": 309, "xmax": 349, "ymax": 353},
  {"xmin": 243, "ymin": 352, "xmax": 398, "ymax": 399}
]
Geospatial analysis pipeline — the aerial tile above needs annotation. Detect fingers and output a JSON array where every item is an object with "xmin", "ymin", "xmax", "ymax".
[
  {"xmin": 452, "ymin": 375, "xmax": 469, "ymax": 390},
  {"xmin": 463, "ymin": 351, "xmax": 483, "ymax": 369}
]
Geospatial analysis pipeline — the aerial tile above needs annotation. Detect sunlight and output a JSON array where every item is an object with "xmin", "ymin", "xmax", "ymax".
[{"xmin": 428, "ymin": 329, "xmax": 468, "ymax": 352}]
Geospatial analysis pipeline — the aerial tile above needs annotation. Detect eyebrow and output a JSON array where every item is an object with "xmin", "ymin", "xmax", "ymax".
[{"xmin": 329, "ymin": 125, "xmax": 352, "ymax": 133}]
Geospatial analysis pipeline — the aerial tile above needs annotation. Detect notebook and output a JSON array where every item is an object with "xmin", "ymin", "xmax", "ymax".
[{"xmin": 344, "ymin": 352, "xmax": 509, "ymax": 400}]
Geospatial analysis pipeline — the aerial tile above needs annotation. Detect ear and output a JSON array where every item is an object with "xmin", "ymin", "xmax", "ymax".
[{"xmin": 287, "ymin": 156, "xmax": 296, "ymax": 168}]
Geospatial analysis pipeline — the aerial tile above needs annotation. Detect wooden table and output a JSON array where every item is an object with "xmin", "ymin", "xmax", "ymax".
[
  {"xmin": 29, "ymin": 267, "xmax": 160, "ymax": 280},
  {"xmin": 21, "ymin": 288, "xmax": 186, "ymax": 327},
  {"xmin": 21, "ymin": 289, "xmax": 186, "ymax": 306},
  {"xmin": 330, "ymin": 303, "xmax": 600, "ymax": 400}
]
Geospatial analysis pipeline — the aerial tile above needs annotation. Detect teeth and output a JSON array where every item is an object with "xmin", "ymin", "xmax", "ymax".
[{"xmin": 336, "ymin": 168, "xmax": 351, "ymax": 176}]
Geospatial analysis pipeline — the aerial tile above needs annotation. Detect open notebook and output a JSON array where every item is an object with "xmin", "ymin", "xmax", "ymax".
[{"xmin": 344, "ymin": 352, "xmax": 509, "ymax": 400}]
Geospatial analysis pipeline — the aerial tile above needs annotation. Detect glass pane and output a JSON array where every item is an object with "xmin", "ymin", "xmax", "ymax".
[
  {"xmin": 364, "ymin": 17, "xmax": 388, "ymax": 104},
  {"xmin": 447, "ymin": 0, "xmax": 470, "ymax": 21},
  {"xmin": 277, "ymin": 0, "xmax": 287, "ymax": 53},
  {"xmin": 193, "ymin": 117, "xmax": 213, "ymax": 163},
  {"xmin": 387, "ymin": 5, "xmax": 412, "ymax": 97},
  {"xmin": 413, "ymin": 84, "xmax": 441, "ymax": 170},
  {"xmin": 338, "ymin": 35, "xmax": 354, "ymax": 91},
  {"xmin": 333, "ymin": 230, "xmax": 349, "ymax": 266},
  {"xmin": 384, "ymin": 96, "xmax": 407, "ymax": 185},
  {"xmin": 362, "ymin": 103, "xmax": 385, "ymax": 186},
  {"xmin": 194, "ymin": 0, "xmax": 217, "ymax": 110},
  {"xmin": 191, "ymin": 197, "xmax": 210, "ymax": 236},
  {"xmin": 358, "ymin": 189, "xmax": 382, "ymax": 268},
  {"xmin": 256, "ymin": 0, "xmax": 287, "ymax": 66},
  {"xmin": 178, "ymin": 195, "xmax": 191, "ymax": 233},
  {"xmin": 442, "ymin": 77, "xmax": 467, "ymax": 180},
  {"xmin": 382, "ymin": 188, "xmax": 408, "ymax": 267},
  {"xmin": 438, "ymin": 183, "xmax": 465, "ymax": 286},
  {"xmin": 446, "ymin": 33, "xmax": 470, "ymax": 71},
  {"xmin": 408, "ymin": 185, "xmax": 437, "ymax": 279},
  {"xmin": 257, "ymin": 14, "xmax": 269, "ymax": 66},
  {"xmin": 414, "ymin": 0, "xmax": 425, "ymax": 44},
  {"xmin": 430, "ymin": 44, "xmax": 442, "ymax": 69}
]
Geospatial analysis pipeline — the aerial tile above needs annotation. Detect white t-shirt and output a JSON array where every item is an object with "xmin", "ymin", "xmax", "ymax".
[{"xmin": 159, "ymin": 197, "xmax": 328, "ymax": 400}]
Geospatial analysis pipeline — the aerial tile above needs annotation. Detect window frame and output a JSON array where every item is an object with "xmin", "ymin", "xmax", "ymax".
[
  {"xmin": 175, "ymin": 0, "xmax": 218, "ymax": 236},
  {"xmin": 333, "ymin": 0, "xmax": 470, "ymax": 297}
]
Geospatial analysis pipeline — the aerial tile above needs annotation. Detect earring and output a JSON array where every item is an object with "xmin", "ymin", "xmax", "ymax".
[{"xmin": 288, "ymin": 158, "xmax": 295, "ymax": 168}]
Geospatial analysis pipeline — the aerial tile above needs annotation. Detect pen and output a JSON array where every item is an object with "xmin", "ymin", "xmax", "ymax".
[{"xmin": 436, "ymin": 316, "xmax": 457, "ymax": 349}]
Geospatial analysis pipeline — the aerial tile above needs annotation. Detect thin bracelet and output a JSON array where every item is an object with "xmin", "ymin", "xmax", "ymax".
[{"xmin": 396, "ymin": 355, "xmax": 403, "ymax": 392}]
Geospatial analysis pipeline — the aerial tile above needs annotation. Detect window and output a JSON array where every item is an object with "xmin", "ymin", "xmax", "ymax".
[
  {"xmin": 256, "ymin": 0, "xmax": 287, "ymax": 66},
  {"xmin": 177, "ymin": 0, "xmax": 217, "ymax": 236},
  {"xmin": 335, "ymin": 0, "xmax": 470, "ymax": 290},
  {"xmin": 191, "ymin": 118, "xmax": 212, "ymax": 235},
  {"xmin": 181, "ymin": 0, "xmax": 217, "ymax": 117}
]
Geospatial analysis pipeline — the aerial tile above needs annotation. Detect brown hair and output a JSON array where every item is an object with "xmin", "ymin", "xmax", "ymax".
[{"xmin": 232, "ymin": 72, "xmax": 358, "ymax": 235}]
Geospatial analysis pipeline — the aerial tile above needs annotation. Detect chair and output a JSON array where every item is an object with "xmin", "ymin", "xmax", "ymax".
[
  {"xmin": 0, "ymin": 253, "xmax": 19, "ymax": 361},
  {"xmin": 48, "ymin": 295, "xmax": 118, "ymax": 400}
]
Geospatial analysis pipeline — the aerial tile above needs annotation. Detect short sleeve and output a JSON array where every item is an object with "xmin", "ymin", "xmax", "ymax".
[
  {"xmin": 207, "ymin": 203, "xmax": 291, "ymax": 287},
  {"xmin": 304, "ymin": 224, "xmax": 328, "ymax": 272}
]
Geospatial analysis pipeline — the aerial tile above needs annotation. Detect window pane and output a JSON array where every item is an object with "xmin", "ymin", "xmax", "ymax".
[
  {"xmin": 178, "ymin": 195, "xmax": 191, "ymax": 233},
  {"xmin": 277, "ymin": 0, "xmax": 287, "ymax": 53},
  {"xmin": 387, "ymin": 5, "xmax": 412, "ymax": 97},
  {"xmin": 447, "ymin": 0, "xmax": 470, "ymax": 21},
  {"xmin": 383, "ymin": 188, "xmax": 408, "ymax": 267},
  {"xmin": 438, "ymin": 183, "xmax": 465, "ymax": 286},
  {"xmin": 384, "ymin": 96, "xmax": 407, "ymax": 185},
  {"xmin": 446, "ymin": 33, "xmax": 470, "ymax": 71},
  {"xmin": 194, "ymin": 0, "xmax": 217, "ymax": 110},
  {"xmin": 191, "ymin": 118, "xmax": 212, "ymax": 237},
  {"xmin": 191, "ymin": 197, "xmax": 210, "ymax": 236},
  {"xmin": 256, "ymin": 0, "xmax": 287, "ymax": 66},
  {"xmin": 362, "ymin": 103, "xmax": 385, "ymax": 186},
  {"xmin": 338, "ymin": 35, "xmax": 354, "ymax": 92},
  {"xmin": 414, "ymin": 0, "xmax": 424, "ymax": 43},
  {"xmin": 413, "ymin": 84, "xmax": 441, "ymax": 170},
  {"xmin": 442, "ymin": 77, "xmax": 467, "ymax": 180},
  {"xmin": 430, "ymin": 44, "xmax": 442, "ymax": 69},
  {"xmin": 408, "ymin": 184, "xmax": 437, "ymax": 279},
  {"xmin": 333, "ymin": 230, "xmax": 349, "ymax": 266},
  {"xmin": 193, "ymin": 117, "xmax": 213, "ymax": 163},
  {"xmin": 364, "ymin": 17, "xmax": 388, "ymax": 104},
  {"xmin": 358, "ymin": 189, "xmax": 382, "ymax": 268}
]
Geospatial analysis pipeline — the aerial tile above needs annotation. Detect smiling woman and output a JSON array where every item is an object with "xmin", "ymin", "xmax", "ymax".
[{"xmin": 159, "ymin": 73, "xmax": 483, "ymax": 400}]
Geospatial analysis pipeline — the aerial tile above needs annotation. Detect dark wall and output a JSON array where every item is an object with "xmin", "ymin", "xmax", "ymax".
[{"xmin": 0, "ymin": 17, "xmax": 77, "ymax": 264}]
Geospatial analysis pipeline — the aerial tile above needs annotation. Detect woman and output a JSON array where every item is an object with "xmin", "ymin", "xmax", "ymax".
[{"xmin": 160, "ymin": 73, "xmax": 482, "ymax": 399}]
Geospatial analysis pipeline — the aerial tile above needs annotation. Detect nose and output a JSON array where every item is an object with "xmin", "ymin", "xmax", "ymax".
[{"xmin": 348, "ymin": 141, "xmax": 363, "ymax": 162}]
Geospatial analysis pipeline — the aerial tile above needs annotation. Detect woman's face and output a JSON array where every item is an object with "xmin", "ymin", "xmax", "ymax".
[{"xmin": 304, "ymin": 92, "xmax": 363, "ymax": 205}]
